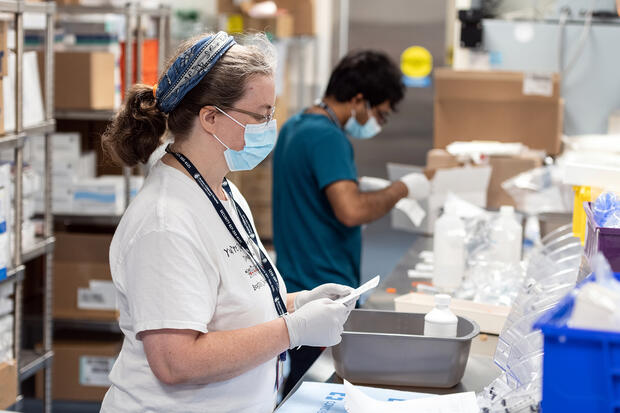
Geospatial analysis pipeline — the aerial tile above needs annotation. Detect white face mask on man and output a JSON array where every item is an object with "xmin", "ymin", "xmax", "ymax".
[{"xmin": 344, "ymin": 102, "xmax": 382, "ymax": 139}]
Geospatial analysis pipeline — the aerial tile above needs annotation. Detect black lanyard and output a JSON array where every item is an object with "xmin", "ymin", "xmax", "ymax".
[
  {"xmin": 165, "ymin": 145, "xmax": 287, "ymax": 361},
  {"xmin": 317, "ymin": 101, "xmax": 343, "ymax": 130}
]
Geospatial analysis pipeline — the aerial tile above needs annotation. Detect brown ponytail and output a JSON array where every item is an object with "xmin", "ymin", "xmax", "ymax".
[{"xmin": 102, "ymin": 84, "xmax": 167, "ymax": 167}]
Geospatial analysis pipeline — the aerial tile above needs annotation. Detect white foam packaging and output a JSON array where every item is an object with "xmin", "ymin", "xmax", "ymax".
[{"xmin": 387, "ymin": 162, "xmax": 492, "ymax": 235}]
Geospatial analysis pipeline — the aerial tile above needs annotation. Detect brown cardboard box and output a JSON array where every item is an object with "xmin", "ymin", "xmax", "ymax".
[
  {"xmin": 244, "ymin": 12, "xmax": 294, "ymax": 38},
  {"xmin": 277, "ymin": 0, "xmax": 314, "ymax": 35},
  {"xmin": 426, "ymin": 149, "xmax": 544, "ymax": 209},
  {"xmin": 218, "ymin": 0, "xmax": 251, "ymax": 14},
  {"xmin": 54, "ymin": 51, "xmax": 115, "ymax": 110},
  {"xmin": 434, "ymin": 69, "xmax": 563, "ymax": 155},
  {"xmin": 53, "ymin": 232, "xmax": 118, "ymax": 321},
  {"xmin": 218, "ymin": 0, "xmax": 314, "ymax": 35},
  {"xmin": 36, "ymin": 339, "xmax": 121, "ymax": 402},
  {"xmin": 0, "ymin": 21, "xmax": 8, "ymax": 77},
  {"xmin": 0, "ymin": 360, "xmax": 17, "ymax": 409}
]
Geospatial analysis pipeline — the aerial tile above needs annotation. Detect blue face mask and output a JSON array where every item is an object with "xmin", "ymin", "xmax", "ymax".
[
  {"xmin": 344, "ymin": 103, "xmax": 382, "ymax": 139},
  {"xmin": 213, "ymin": 107, "xmax": 278, "ymax": 171}
]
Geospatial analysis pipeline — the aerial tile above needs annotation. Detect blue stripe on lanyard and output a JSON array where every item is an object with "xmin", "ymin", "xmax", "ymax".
[{"xmin": 165, "ymin": 145, "xmax": 287, "ymax": 362}]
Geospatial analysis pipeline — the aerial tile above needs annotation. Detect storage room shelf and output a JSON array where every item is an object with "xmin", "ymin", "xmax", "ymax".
[
  {"xmin": 57, "ymin": 4, "xmax": 170, "ymax": 16},
  {"xmin": 22, "ymin": 236, "xmax": 55, "ymax": 263},
  {"xmin": 19, "ymin": 349, "xmax": 53, "ymax": 381},
  {"xmin": 54, "ymin": 110, "xmax": 116, "ymax": 122},
  {"xmin": 54, "ymin": 318, "xmax": 121, "ymax": 334},
  {"xmin": 54, "ymin": 213, "xmax": 122, "ymax": 227},
  {"xmin": 0, "ymin": 1, "xmax": 55, "ymax": 14},
  {"xmin": 0, "ymin": 266, "xmax": 25, "ymax": 287},
  {"xmin": 0, "ymin": 120, "xmax": 56, "ymax": 151}
]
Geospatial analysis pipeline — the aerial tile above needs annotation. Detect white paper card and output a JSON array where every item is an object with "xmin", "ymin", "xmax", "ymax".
[
  {"xmin": 344, "ymin": 380, "xmax": 479, "ymax": 413},
  {"xmin": 523, "ymin": 72, "xmax": 553, "ymax": 97},
  {"xmin": 336, "ymin": 275, "xmax": 380, "ymax": 305},
  {"xmin": 79, "ymin": 356, "xmax": 115, "ymax": 387}
]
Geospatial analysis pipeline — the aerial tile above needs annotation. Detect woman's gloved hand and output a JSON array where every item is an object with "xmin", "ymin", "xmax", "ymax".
[
  {"xmin": 400, "ymin": 172, "xmax": 431, "ymax": 200},
  {"xmin": 282, "ymin": 298, "xmax": 351, "ymax": 348},
  {"xmin": 294, "ymin": 283, "xmax": 354, "ymax": 311}
]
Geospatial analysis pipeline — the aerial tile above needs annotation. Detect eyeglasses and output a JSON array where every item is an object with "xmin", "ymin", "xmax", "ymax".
[{"xmin": 218, "ymin": 105, "xmax": 276, "ymax": 124}]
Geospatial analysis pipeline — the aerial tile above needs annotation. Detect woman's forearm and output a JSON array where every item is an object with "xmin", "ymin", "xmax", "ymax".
[
  {"xmin": 142, "ymin": 317, "xmax": 291, "ymax": 385},
  {"xmin": 286, "ymin": 292, "xmax": 300, "ymax": 312}
]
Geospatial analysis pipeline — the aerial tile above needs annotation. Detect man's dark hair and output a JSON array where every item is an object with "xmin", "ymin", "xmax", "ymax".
[{"xmin": 324, "ymin": 50, "xmax": 405, "ymax": 110}]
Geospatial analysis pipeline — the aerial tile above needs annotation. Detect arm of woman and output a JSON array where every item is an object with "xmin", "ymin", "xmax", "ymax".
[
  {"xmin": 141, "ymin": 318, "xmax": 290, "ymax": 386},
  {"xmin": 286, "ymin": 292, "xmax": 300, "ymax": 312}
]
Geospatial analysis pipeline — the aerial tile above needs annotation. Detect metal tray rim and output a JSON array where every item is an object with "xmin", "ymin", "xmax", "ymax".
[{"xmin": 344, "ymin": 309, "xmax": 481, "ymax": 341}]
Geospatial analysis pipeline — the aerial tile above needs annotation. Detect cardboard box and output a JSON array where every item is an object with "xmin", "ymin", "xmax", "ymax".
[
  {"xmin": 434, "ymin": 69, "xmax": 563, "ymax": 155},
  {"xmin": 388, "ymin": 162, "xmax": 492, "ymax": 235},
  {"xmin": 5, "ymin": 51, "xmax": 44, "ymax": 132},
  {"xmin": 218, "ymin": 0, "xmax": 251, "ymax": 14},
  {"xmin": 0, "ymin": 21, "xmax": 7, "ymax": 77},
  {"xmin": 244, "ymin": 12, "xmax": 294, "ymax": 38},
  {"xmin": 426, "ymin": 149, "xmax": 544, "ymax": 209},
  {"xmin": 36, "ymin": 339, "xmax": 121, "ymax": 402},
  {"xmin": 72, "ymin": 175, "xmax": 143, "ymax": 216},
  {"xmin": 54, "ymin": 51, "xmax": 115, "ymax": 110},
  {"xmin": 276, "ymin": 0, "xmax": 314, "ymax": 36},
  {"xmin": 0, "ymin": 360, "xmax": 17, "ymax": 410},
  {"xmin": 218, "ymin": 0, "xmax": 314, "ymax": 35},
  {"xmin": 53, "ymin": 232, "xmax": 118, "ymax": 321}
]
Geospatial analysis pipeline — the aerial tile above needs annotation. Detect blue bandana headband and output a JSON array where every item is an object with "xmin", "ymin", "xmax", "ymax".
[{"xmin": 155, "ymin": 31, "xmax": 236, "ymax": 114}]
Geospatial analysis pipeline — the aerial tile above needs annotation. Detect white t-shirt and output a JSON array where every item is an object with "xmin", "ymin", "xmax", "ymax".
[{"xmin": 100, "ymin": 160, "xmax": 287, "ymax": 413}]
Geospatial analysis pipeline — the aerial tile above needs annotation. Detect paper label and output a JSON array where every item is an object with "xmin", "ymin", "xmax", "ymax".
[
  {"xmin": 523, "ymin": 73, "xmax": 553, "ymax": 97},
  {"xmin": 77, "ymin": 280, "xmax": 116, "ymax": 311},
  {"xmin": 79, "ymin": 356, "xmax": 115, "ymax": 387}
]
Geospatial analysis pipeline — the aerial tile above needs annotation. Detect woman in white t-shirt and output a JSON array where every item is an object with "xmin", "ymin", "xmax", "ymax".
[{"xmin": 98, "ymin": 32, "xmax": 354, "ymax": 413}]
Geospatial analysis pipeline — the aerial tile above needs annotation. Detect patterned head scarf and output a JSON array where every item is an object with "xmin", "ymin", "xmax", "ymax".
[{"xmin": 155, "ymin": 32, "xmax": 236, "ymax": 114}]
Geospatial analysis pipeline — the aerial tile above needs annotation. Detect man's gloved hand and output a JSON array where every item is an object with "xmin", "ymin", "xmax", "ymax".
[
  {"xmin": 282, "ymin": 298, "xmax": 351, "ymax": 348},
  {"xmin": 358, "ymin": 176, "xmax": 391, "ymax": 192},
  {"xmin": 400, "ymin": 172, "xmax": 431, "ymax": 200},
  {"xmin": 294, "ymin": 283, "xmax": 354, "ymax": 311}
]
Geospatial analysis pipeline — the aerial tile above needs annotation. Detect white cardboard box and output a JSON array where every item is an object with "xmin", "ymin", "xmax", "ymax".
[
  {"xmin": 72, "ymin": 175, "xmax": 144, "ymax": 216},
  {"xmin": 387, "ymin": 163, "xmax": 492, "ymax": 235},
  {"xmin": 394, "ymin": 292, "xmax": 510, "ymax": 335}
]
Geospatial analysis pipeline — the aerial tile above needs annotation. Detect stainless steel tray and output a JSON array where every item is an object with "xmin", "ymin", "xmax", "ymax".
[{"xmin": 332, "ymin": 309, "xmax": 480, "ymax": 388}]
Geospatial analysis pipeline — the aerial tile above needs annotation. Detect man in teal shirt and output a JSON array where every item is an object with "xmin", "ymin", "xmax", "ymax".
[{"xmin": 273, "ymin": 50, "xmax": 430, "ymax": 394}]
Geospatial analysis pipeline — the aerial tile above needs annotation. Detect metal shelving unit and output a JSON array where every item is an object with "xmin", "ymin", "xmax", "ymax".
[
  {"xmin": 0, "ymin": 266, "xmax": 25, "ymax": 287},
  {"xmin": 0, "ymin": 1, "xmax": 57, "ymax": 412},
  {"xmin": 56, "ymin": 3, "xmax": 171, "ymax": 211}
]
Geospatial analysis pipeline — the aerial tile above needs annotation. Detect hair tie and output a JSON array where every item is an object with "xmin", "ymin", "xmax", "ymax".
[{"xmin": 152, "ymin": 84, "xmax": 158, "ymax": 98}]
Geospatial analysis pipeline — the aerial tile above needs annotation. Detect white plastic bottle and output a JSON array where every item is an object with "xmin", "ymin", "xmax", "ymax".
[
  {"xmin": 424, "ymin": 294, "xmax": 458, "ymax": 338},
  {"xmin": 489, "ymin": 206, "xmax": 523, "ymax": 265},
  {"xmin": 433, "ymin": 204, "xmax": 466, "ymax": 293}
]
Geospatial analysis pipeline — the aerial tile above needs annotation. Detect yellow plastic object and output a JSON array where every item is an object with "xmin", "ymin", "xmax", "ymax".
[{"xmin": 572, "ymin": 186, "xmax": 592, "ymax": 244}]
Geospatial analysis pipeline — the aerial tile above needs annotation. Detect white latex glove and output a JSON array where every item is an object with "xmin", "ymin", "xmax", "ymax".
[
  {"xmin": 294, "ymin": 283, "xmax": 354, "ymax": 311},
  {"xmin": 282, "ymin": 298, "xmax": 351, "ymax": 348},
  {"xmin": 358, "ymin": 176, "xmax": 391, "ymax": 192},
  {"xmin": 400, "ymin": 172, "xmax": 431, "ymax": 200}
]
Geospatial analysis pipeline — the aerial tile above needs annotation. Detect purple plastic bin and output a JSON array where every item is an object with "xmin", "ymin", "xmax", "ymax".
[{"xmin": 584, "ymin": 202, "xmax": 620, "ymax": 272}]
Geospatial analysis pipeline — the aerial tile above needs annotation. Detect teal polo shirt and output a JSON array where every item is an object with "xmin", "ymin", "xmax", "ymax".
[{"xmin": 272, "ymin": 112, "xmax": 361, "ymax": 292}]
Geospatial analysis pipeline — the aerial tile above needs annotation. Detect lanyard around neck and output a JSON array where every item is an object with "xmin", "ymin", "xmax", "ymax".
[
  {"xmin": 165, "ymin": 145, "xmax": 287, "ymax": 361},
  {"xmin": 317, "ymin": 101, "xmax": 343, "ymax": 129}
]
